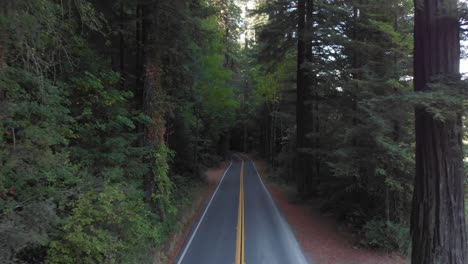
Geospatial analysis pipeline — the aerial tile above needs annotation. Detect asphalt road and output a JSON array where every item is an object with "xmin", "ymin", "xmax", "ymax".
[{"xmin": 175, "ymin": 155, "xmax": 309, "ymax": 264}]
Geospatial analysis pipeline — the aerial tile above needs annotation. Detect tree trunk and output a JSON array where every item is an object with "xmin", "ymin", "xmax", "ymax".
[
  {"xmin": 141, "ymin": 0, "xmax": 166, "ymax": 218},
  {"xmin": 243, "ymin": 122, "xmax": 247, "ymax": 153},
  {"xmin": 411, "ymin": 1, "xmax": 467, "ymax": 263},
  {"xmin": 0, "ymin": 3, "xmax": 7, "ymax": 71},
  {"xmin": 136, "ymin": 3, "xmax": 144, "ymax": 104},
  {"xmin": 305, "ymin": 0, "xmax": 317, "ymax": 193},
  {"xmin": 296, "ymin": 0, "xmax": 316, "ymax": 196},
  {"xmin": 270, "ymin": 108, "xmax": 275, "ymax": 162},
  {"xmin": 119, "ymin": 1, "xmax": 125, "ymax": 88},
  {"xmin": 0, "ymin": 34, "xmax": 5, "ymax": 71},
  {"xmin": 194, "ymin": 111, "xmax": 200, "ymax": 167},
  {"xmin": 218, "ymin": 132, "xmax": 230, "ymax": 159},
  {"xmin": 296, "ymin": 0, "xmax": 307, "ymax": 197}
]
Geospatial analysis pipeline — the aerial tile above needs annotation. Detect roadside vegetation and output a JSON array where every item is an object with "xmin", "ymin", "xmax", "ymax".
[
  {"xmin": 0, "ymin": 0, "xmax": 467, "ymax": 263},
  {"xmin": 235, "ymin": 0, "xmax": 468, "ymax": 262},
  {"xmin": 0, "ymin": 0, "xmax": 241, "ymax": 262}
]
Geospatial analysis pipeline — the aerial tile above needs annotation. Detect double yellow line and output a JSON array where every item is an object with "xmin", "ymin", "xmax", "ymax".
[{"xmin": 235, "ymin": 159, "xmax": 245, "ymax": 264}]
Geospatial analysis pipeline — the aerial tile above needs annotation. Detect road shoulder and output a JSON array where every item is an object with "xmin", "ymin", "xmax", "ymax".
[
  {"xmin": 157, "ymin": 162, "xmax": 230, "ymax": 264},
  {"xmin": 252, "ymin": 159, "xmax": 408, "ymax": 264}
]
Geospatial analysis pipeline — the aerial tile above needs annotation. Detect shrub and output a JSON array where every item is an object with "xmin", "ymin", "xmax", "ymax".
[
  {"xmin": 48, "ymin": 184, "xmax": 160, "ymax": 264},
  {"xmin": 362, "ymin": 219, "xmax": 411, "ymax": 254}
]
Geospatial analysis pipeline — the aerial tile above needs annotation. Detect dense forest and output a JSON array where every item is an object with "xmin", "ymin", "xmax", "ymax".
[
  {"xmin": 0, "ymin": 0, "xmax": 241, "ymax": 262},
  {"xmin": 0, "ymin": 0, "xmax": 467, "ymax": 263}
]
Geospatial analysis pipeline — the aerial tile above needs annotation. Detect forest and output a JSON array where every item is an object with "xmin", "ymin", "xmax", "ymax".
[{"xmin": 0, "ymin": 0, "xmax": 467, "ymax": 263}]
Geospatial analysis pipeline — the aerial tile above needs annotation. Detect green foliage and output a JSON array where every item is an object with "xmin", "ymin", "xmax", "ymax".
[
  {"xmin": 152, "ymin": 144, "xmax": 176, "ymax": 218},
  {"xmin": 193, "ymin": 16, "xmax": 239, "ymax": 129},
  {"xmin": 366, "ymin": 19, "xmax": 412, "ymax": 52},
  {"xmin": 0, "ymin": 66, "xmax": 81, "ymax": 215},
  {"xmin": 163, "ymin": 8, "xmax": 242, "ymax": 169},
  {"xmin": 48, "ymin": 185, "xmax": 159, "ymax": 264},
  {"xmin": 362, "ymin": 219, "xmax": 411, "ymax": 254},
  {"xmin": 0, "ymin": 67, "xmax": 81, "ymax": 262},
  {"xmin": 252, "ymin": 54, "xmax": 296, "ymax": 105},
  {"xmin": 0, "ymin": 0, "xmax": 249, "ymax": 261},
  {"xmin": 68, "ymin": 70, "xmax": 150, "ymax": 181},
  {"xmin": 0, "ymin": 201, "xmax": 60, "ymax": 263},
  {"xmin": 250, "ymin": 0, "xmax": 418, "ymax": 252}
]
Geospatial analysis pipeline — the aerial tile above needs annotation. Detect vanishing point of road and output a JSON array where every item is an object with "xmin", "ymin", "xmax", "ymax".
[{"xmin": 175, "ymin": 154, "xmax": 309, "ymax": 264}]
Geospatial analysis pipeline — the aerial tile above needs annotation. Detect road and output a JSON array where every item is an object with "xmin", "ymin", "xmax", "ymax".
[{"xmin": 175, "ymin": 155, "xmax": 309, "ymax": 264}]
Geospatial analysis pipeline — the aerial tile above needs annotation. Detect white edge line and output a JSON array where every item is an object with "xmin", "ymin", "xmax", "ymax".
[
  {"xmin": 245, "ymin": 155, "xmax": 309, "ymax": 264},
  {"xmin": 176, "ymin": 160, "xmax": 233, "ymax": 264}
]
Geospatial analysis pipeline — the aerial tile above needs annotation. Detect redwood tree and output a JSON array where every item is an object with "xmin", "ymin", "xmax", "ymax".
[
  {"xmin": 141, "ymin": 0, "xmax": 167, "ymax": 217},
  {"xmin": 296, "ymin": 0, "xmax": 316, "ymax": 197},
  {"xmin": 411, "ymin": 0, "xmax": 467, "ymax": 263},
  {"xmin": 296, "ymin": 0, "xmax": 307, "ymax": 196}
]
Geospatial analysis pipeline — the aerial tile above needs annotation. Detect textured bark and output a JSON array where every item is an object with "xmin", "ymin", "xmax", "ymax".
[
  {"xmin": 0, "ymin": 37, "xmax": 5, "ymax": 71},
  {"xmin": 305, "ymin": 0, "xmax": 319, "ymax": 191},
  {"xmin": 141, "ymin": 0, "xmax": 166, "ymax": 216},
  {"xmin": 296, "ymin": 0, "xmax": 307, "ymax": 196},
  {"xmin": 218, "ymin": 133, "xmax": 231, "ymax": 159},
  {"xmin": 296, "ymin": 0, "xmax": 316, "ymax": 197},
  {"xmin": 119, "ymin": 1, "xmax": 125, "ymax": 81},
  {"xmin": 411, "ymin": 0, "xmax": 467, "ymax": 263},
  {"xmin": 243, "ymin": 123, "xmax": 247, "ymax": 153},
  {"xmin": 0, "ymin": 5, "xmax": 6, "ymax": 71},
  {"xmin": 136, "ymin": 4, "xmax": 144, "ymax": 105}
]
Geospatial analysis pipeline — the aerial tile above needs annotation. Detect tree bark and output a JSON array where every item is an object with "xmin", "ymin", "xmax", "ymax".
[
  {"xmin": 296, "ymin": 0, "xmax": 307, "ymax": 197},
  {"xmin": 136, "ymin": 3, "xmax": 144, "ymax": 104},
  {"xmin": 194, "ymin": 109, "xmax": 200, "ymax": 167},
  {"xmin": 119, "ymin": 1, "xmax": 125, "ymax": 88},
  {"xmin": 296, "ymin": 0, "xmax": 316, "ymax": 197},
  {"xmin": 243, "ymin": 122, "xmax": 247, "ymax": 153},
  {"xmin": 0, "ymin": 35, "xmax": 5, "ymax": 71},
  {"xmin": 141, "ymin": 0, "xmax": 166, "ymax": 218},
  {"xmin": 411, "ymin": 1, "xmax": 467, "ymax": 263},
  {"xmin": 305, "ymin": 0, "xmax": 318, "ymax": 192},
  {"xmin": 0, "ymin": 4, "xmax": 6, "ymax": 71}
]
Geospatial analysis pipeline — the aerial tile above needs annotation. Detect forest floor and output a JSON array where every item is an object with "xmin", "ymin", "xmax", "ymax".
[
  {"xmin": 252, "ymin": 159, "xmax": 409, "ymax": 264},
  {"xmin": 156, "ymin": 162, "xmax": 230, "ymax": 264}
]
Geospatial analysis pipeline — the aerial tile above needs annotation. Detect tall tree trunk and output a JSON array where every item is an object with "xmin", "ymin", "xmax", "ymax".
[
  {"xmin": 296, "ymin": 0, "xmax": 315, "ymax": 196},
  {"xmin": 296, "ymin": 0, "xmax": 307, "ymax": 197},
  {"xmin": 389, "ymin": 0, "xmax": 402, "ymax": 223},
  {"xmin": 411, "ymin": 0, "xmax": 467, "ymax": 263},
  {"xmin": 351, "ymin": 5, "xmax": 359, "ymax": 135},
  {"xmin": 136, "ymin": 3, "xmax": 144, "ymax": 105},
  {"xmin": 141, "ymin": 0, "xmax": 166, "ymax": 218},
  {"xmin": 194, "ymin": 109, "xmax": 200, "ymax": 167},
  {"xmin": 305, "ymin": 0, "xmax": 317, "ymax": 193},
  {"xmin": 0, "ymin": 33, "xmax": 5, "ymax": 71},
  {"xmin": 243, "ymin": 122, "xmax": 247, "ymax": 153},
  {"xmin": 220, "ymin": 0, "xmax": 232, "ymax": 68},
  {"xmin": 119, "ymin": 1, "xmax": 125, "ymax": 88},
  {"xmin": 0, "ymin": 3, "xmax": 7, "ymax": 71},
  {"xmin": 218, "ymin": 133, "xmax": 230, "ymax": 159}
]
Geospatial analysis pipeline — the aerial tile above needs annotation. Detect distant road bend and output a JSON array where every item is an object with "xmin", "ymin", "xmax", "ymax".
[{"xmin": 175, "ymin": 155, "xmax": 309, "ymax": 264}]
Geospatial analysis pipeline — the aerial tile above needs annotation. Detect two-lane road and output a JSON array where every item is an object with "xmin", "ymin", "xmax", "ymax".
[{"xmin": 175, "ymin": 155, "xmax": 309, "ymax": 264}]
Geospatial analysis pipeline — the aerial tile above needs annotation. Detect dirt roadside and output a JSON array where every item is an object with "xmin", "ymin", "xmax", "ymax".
[{"xmin": 252, "ymin": 159, "xmax": 408, "ymax": 264}]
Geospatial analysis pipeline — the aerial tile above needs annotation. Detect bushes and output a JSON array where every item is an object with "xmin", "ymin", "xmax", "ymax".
[
  {"xmin": 362, "ymin": 219, "xmax": 411, "ymax": 254},
  {"xmin": 48, "ymin": 185, "xmax": 160, "ymax": 264},
  {"xmin": 0, "ymin": 0, "xmax": 235, "ymax": 262},
  {"xmin": 152, "ymin": 144, "xmax": 176, "ymax": 219}
]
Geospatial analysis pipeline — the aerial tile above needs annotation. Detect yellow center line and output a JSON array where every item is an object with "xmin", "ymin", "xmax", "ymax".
[{"xmin": 235, "ymin": 159, "xmax": 245, "ymax": 264}]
